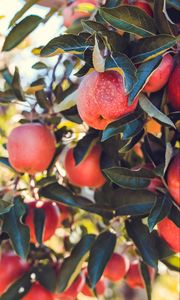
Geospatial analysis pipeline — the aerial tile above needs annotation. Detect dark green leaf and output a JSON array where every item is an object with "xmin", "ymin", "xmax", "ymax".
[
  {"xmin": 34, "ymin": 207, "xmax": 45, "ymax": 245},
  {"xmin": 57, "ymin": 234, "xmax": 96, "ymax": 292},
  {"xmin": 35, "ymin": 90, "xmax": 51, "ymax": 110},
  {"xmin": 12, "ymin": 67, "xmax": 25, "ymax": 102},
  {"xmin": 36, "ymin": 265, "xmax": 56, "ymax": 292},
  {"xmin": 168, "ymin": 205, "xmax": 180, "ymax": 227},
  {"xmin": 119, "ymin": 129, "xmax": 144, "ymax": 153},
  {"xmin": 32, "ymin": 62, "xmax": 48, "ymax": 70},
  {"xmin": 140, "ymin": 261, "xmax": 153, "ymax": 300},
  {"xmin": 153, "ymin": 231, "xmax": 174, "ymax": 259},
  {"xmin": 0, "ymin": 90, "xmax": 15, "ymax": 103},
  {"xmin": 0, "ymin": 193, "xmax": 14, "ymax": 215},
  {"xmin": 167, "ymin": 0, "xmax": 180, "ymax": 10},
  {"xmin": 88, "ymin": 231, "xmax": 116, "ymax": 288},
  {"xmin": 154, "ymin": 0, "xmax": 172, "ymax": 34},
  {"xmin": 126, "ymin": 219, "xmax": 158, "ymax": 268},
  {"xmin": 3, "ymin": 15, "xmax": 42, "ymax": 51},
  {"xmin": 82, "ymin": 20, "xmax": 107, "ymax": 34}
]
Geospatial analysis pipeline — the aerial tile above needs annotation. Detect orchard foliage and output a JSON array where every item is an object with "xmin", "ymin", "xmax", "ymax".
[{"xmin": 0, "ymin": 0, "xmax": 180, "ymax": 300}]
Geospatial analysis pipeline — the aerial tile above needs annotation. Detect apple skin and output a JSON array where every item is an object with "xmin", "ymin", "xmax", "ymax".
[
  {"xmin": 167, "ymin": 154, "xmax": 180, "ymax": 206},
  {"xmin": 77, "ymin": 71, "xmax": 138, "ymax": 130},
  {"xmin": 26, "ymin": 0, "xmax": 66, "ymax": 9},
  {"xmin": 167, "ymin": 65, "xmax": 180, "ymax": 111},
  {"xmin": 25, "ymin": 200, "xmax": 60, "ymax": 244},
  {"xmin": 125, "ymin": 261, "xmax": 155, "ymax": 289},
  {"xmin": 0, "ymin": 252, "xmax": 29, "ymax": 295},
  {"xmin": 143, "ymin": 54, "xmax": 174, "ymax": 94},
  {"xmin": 64, "ymin": 144, "xmax": 106, "ymax": 188},
  {"xmin": 157, "ymin": 217, "xmax": 180, "ymax": 253},
  {"xmin": 123, "ymin": 0, "xmax": 153, "ymax": 16},
  {"xmin": 7, "ymin": 123, "xmax": 56, "ymax": 175},
  {"xmin": 63, "ymin": 0, "xmax": 97, "ymax": 27},
  {"xmin": 22, "ymin": 283, "xmax": 54, "ymax": 300},
  {"xmin": 103, "ymin": 253, "xmax": 130, "ymax": 282}
]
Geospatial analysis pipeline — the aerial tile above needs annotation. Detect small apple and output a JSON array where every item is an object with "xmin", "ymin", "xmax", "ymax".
[
  {"xmin": 22, "ymin": 282, "xmax": 54, "ymax": 300},
  {"xmin": 157, "ymin": 217, "xmax": 180, "ymax": 253},
  {"xmin": 103, "ymin": 253, "xmax": 130, "ymax": 282},
  {"xmin": 167, "ymin": 65, "xmax": 180, "ymax": 111},
  {"xmin": 167, "ymin": 154, "xmax": 180, "ymax": 206}
]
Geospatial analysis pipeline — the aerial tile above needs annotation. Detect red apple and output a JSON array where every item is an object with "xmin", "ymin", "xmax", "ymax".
[
  {"xmin": 157, "ymin": 217, "xmax": 180, "ymax": 253},
  {"xmin": 57, "ymin": 204, "xmax": 70, "ymax": 225},
  {"xmin": 167, "ymin": 65, "xmax": 180, "ymax": 111},
  {"xmin": 167, "ymin": 154, "xmax": 180, "ymax": 206},
  {"xmin": 143, "ymin": 54, "xmax": 174, "ymax": 94},
  {"xmin": 103, "ymin": 253, "xmax": 130, "ymax": 282},
  {"xmin": 64, "ymin": 144, "xmax": 106, "ymax": 188},
  {"xmin": 7, "ymin": 123, "xmax": 56, "ymax": 175},
  {"xmin": 22, "ymin": 282, "xmax": 54, "ymax": 300},
  {"xmin": 125, "ymin": 261, "xmax": 155, "ymax": 289},
  {"xmin": 0, "ymin": 252, "xmax": 29, "ymax": 295},
  {"xmin": 77, "ymin": 71, "xmax": 138, "ymax": 130},
  {"xmin": 123, "ymin": 0, "xmax": 153, "ymax": 17},
  {"xmin": 25, "ymin": 200, "xmax": 60, "ymax": 244}
]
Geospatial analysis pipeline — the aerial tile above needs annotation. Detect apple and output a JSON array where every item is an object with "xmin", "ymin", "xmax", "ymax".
[
  {"xmin": 157, "ymin": 217, "xmax": 180, "ymax": 253},
  {"xmin": 167, "ymin": 154, "xmax": 180, "ymax": 206},
  {"xmin": 77, "ymin": 71, "xmax": 138, "ymax": 130},
  {"xmin": 22, "ymin": 282, "xmax": 54, "ymax": 300},
  {"xmin": 123, "ymin": 0, "xmax": 153, "ymax": 16},
  {"xmin": 125, "ymin": 261, "xmax": 155, "ymax": 289},
  {"xmin": 57, "ymin": 204, "xmax": 70, "ymax": 225},
  {"xmin": 64, "ymin": 144, "xmax": 106, "ymax": 188},
  {"xmin": 103, "ymin": 253, "xmax": 130, "ymax": 282},
  {"xmin": 143, "ymin": 54, "xmax": 174, "ymax": 94},
  {"xmin": 25, "ymin": 200, "xmax": 60, "ymax": 244},
  {"xmin": 62, "ymin": 0, "xmax": 97, "ymax": 27},
  {"xmin": 7, "ymin": 123, "xmax": 56, "ymax": 175},
  {"xmin": 0, "ymin": 252, "xmax": 29, "ymax": 295},
  {"xmin": 167, "ymin": 65, "xmax": 180, "ymax": 111}
]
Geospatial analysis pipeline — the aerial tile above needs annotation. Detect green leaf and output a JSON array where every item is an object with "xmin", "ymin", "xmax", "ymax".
[
  {"xmin": 9, "ymin": 0, "xmax": 39, "ymax": 27},
  {"xmin": 32, "ymin": 62, "xmax": 48, "ymax": 70},
  {"xmin": 0, "ymin": 157, "xmax": 16, "ymax": 172},
  {"xmin": 0, "ymin": 192, "xmax": 14, "ymax": 215},
  {"xmin": 88, "ymin": 231, "xmax": 116, "ymax": 288},
  {"xmin": 153, "ymin": 231, "xmax": 174, "ymax": 259},
  {"xmin": 34, "ymin": 207, "xmax": 45, "ymax": 245},
  {"xmin": 2, "ymin": 15, "xmax": 42, "ymax": 51},
  {"xmin": 167, "ymin": 0, "xmax": 180, "ymax": 10},
  {"xmin": 41, "ymin": 34, "xmax": 92, "ymax": 57},
  {"xmin": 54, "ymin": 90, "xmax": 77, "ymax": 113},
  {"xmin": 103, "ymin": 167, "xmax": 155, "ymax": 189},
  {"xmin": 148, "ymin": 194, "xmax": 172, "ymax": 232},
  {"xmin": 2, "ymin": 198, "xmax": 30, "ymax": 259},
  {"xmin": 126, "ymin": 218, "xmax": 158, "ymax": 269},
  {"xmin": 82, "ymin": 20, "xmax": 107, "ymax": 35},
  {"xmin": 139, "ymin": 94, "xmax": 175, "ymax": 128},
  {"xmin": 99, "ymin": 6, "xmax": 156, "ymax": 37},
  {"xmin": 12, "ymin": 67, "xmax": 25, "ymax": 102},
  {"xmin": 131, "ymin": 34, "xmax": 176, "ymax": 63},
  {"xmin": 0, "ymin": 90, "xmax": 15, "ymax": 103},
  {"xmin": 140, "ymin": 261, "xmax": 153, "ymax": 300},
  {"xmin": 56, "ymin": 234, "xmax": 96, "ymax": 292},
  {"xmin": 36, "ymin": 265, "xmax": 56, "ymax": 292},
  {"xmin": 35, "ymin": 90, "xmax": 51, "ymax": 110},
  {"xmin": 105, "ymin": 53, "xmax": 137, "ymax": 94},
  {"xmin": 154, "ymin": 0, "xmax": 172, "ymax": 34},
  {"xmin": 128, "ymin": 56, "xmax": 162, "ymax": 104},
  {"xmin": 168, "ymin": 205, "xmax": 180, "ymax": 227},
  {"xmin": 162, "ymin": 255, "xmax": 180, "ymax": 272},
  {"xmin": 119, "ymin": 129, "xmax": 144, "ymax": 153}
]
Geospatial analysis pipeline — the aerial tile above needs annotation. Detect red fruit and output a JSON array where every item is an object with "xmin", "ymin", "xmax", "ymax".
[
  {"xmin": 22, "ymin": 282, "xmax": 54, "ymax": 300},
  {"xmin": 7, "ymin": 123, "xmax": 56, "ymax": 175},
  {"xmin": 126, "ymin": 261, "xmax": 155, "ymax": 289},
  {"xmin": 157, "ymin": 217, "xmax": 180, "ymax": 253},
  {"xmin": 63, "ymin": 0, "xmax": 97, "ymax": 27},
  {"xmin": 167, "ymin": 154, "xmax": 180, "ymax": 206},
  {"xmin": 167, "ymin": 65, "xmax": 180, "ymax": 111},
  {"xmin": 64, "ymin": 144, "xmax": 106, "ymax": 188},
  {"xmin": 0, "ymin": 252, "xmax": 29, "ymax": 295},
  {"xmin": 103, "ymin": 253, "xmax": 130, "ymax": 282},
  {"xmin": 123, "ymin": 0, "xmax": 153, "ymax": 16},
  {"xmin": 77, "ymin": 71, "xmax": 138, "ymax": 130},
  {"xmin": 25, "ymin": 200, "xmax": 60, "ymax": 244},
  {"xmin": 143, "ymin": 54, "xmax": 174, "ymax": 94},
  {"xmin": 57, "ymin": 204, "xmax": 70, "ymax": 225},
  {"xmin": 82, "ymin": 278, "xmax": 105, "ymax": 297},
  {"xmin": 54, "ymin": 273, "xmax": 85, "ymax": 300}
]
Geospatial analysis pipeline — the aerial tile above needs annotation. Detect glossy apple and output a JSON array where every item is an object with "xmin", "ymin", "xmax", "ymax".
[
  {"xmin": 157, "ymin": 217, "xmax": 180, "ymax": 253},
  {"xmin": 123, "ymin": 0, "xmax": 153, "ymax": 16},
  {"xmin": 0, "ymin": 252, "xmax": 29, "ymax": 295},
  {"xmin": 77, "ymin": 71, "xmax": 138, "ymax": 130},
  {"xmin": 103, "ymin": 253, "xmax": 130, "ymax": 282},
  {"xmin": 167, "ymin": 154, "xmax": 180, "ymax": 206},
  {"xmin": 125, "ymin": 261, "xmax": 155, "ymax": 288},
  {"xmin": 7, "ymin": 123, "xmax": 56, "ymax": 175},
  {"xmin": 143, "ymin": 54, "xmax": 174, "ymax": 94},
  {"xmin": 167, "ymin": 65, "xmax": 180, "ymax": 111},
  {"xmin": 25, "ymin": 200, "xmax": 60, "ymax": 244},
  {"xmin": 22, "ymin": 282, "xmax": 54, "ymax": 300},
  {"xmin": 64, "ymin": 144, "xmax": 106, "ymax": 188}
]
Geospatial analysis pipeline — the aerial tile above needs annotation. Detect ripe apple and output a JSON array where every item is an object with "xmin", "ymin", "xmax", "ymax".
[
  {"xmin": 167, "ymin": 154, "xmax": 180, "ymax": 206},
  {"xmin": 81, "ymin": 268, "xmax": 106, "ymax": 297},
  {"xmin": 123, "ymin": 0, "xmax": 153, "ymax": 17},
  {"xmin": 26, "ymin": 0, "xmax": 66, "ymax": 9},
  {"xmin": 54, "ymin": 273, "xmax": 85, "ymax": 300},
  {"xmin": 103, "ymin": 253, "xmax": 130, "ymax": 282},
  {"xmin": 77, "ymin": 71, "xmax": 138, "ymax": 130},
  {"xmin": 7, "ymin": 123, "xmax": 56, "ymax": 175},
  {"xmin": 64, "ymin": 144, "xmax": 106, "ymax": 188},
  {"xmin": 25, "ymin": 200, "xmax": 60, "ymax": 244},
  {"xmin": 143, "ymin": 54, "xmax": 174, "ymax": 94},
  {"xmin": 62, "ymin": 0, "xmax": 97, "ymax": 27},
  {"xmin": 125, "ymin": 261, "xmax": 155, "ymax": 289},
  {"xmin": 167, "ymin": 65, "xmax": 180, "ymax": 111},
  {"xmin": 157, "ymin": 217, "xmax": 180, "ymax": 253},
  {"xmin": 0, "ymin": 252, "xmax": 29, "ymax": 295},
  {"xmin": 22, "ymin": 282, "xmax": 54, "ymax": 300}
]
